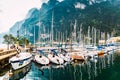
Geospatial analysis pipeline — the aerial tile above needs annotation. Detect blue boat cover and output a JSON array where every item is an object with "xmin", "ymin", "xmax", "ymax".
[
  {"xmin": 51, "ymin": 49, "xmax": 58, "ymax": 55},
  {"xmin": 38, "ymin": 50, "xmax": 44, "ymax": 54},
  {"xmin": 97, "ymin": 46, "xmax": 103, "ymax": 50}
]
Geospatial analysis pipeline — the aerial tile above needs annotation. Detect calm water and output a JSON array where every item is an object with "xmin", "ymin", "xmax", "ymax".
[{"xmin": 8, "ymin": 51, "xmax": 120, "ymax": 80}]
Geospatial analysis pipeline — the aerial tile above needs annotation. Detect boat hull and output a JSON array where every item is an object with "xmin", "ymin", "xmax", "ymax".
[
  {"xmin": 58, "ymin": 54, "xmax": 71, "ymax": 62},
  {"xmin": 48, "ymin": 54, "xmax": 64, "ymax": 65},
  {"xmin": 34, "ymin": 54, "xmax": 50, "ymax": 65},
  {"xmin": 9, "ymin": 52, "xmax": 32, "ymax": 70}
]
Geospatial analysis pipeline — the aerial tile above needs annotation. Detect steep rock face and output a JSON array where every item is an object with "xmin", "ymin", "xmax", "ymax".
[
  {"xmin": 8, "ymin": 0, "xmax": 120, "ymax": 44},
  {"xmin": 26, "ymin": 8, "xmax": 39, "ymax": 19},
  {"xmin": 9, "ymin": 21, "xmax": 24, "ymax": 36}
]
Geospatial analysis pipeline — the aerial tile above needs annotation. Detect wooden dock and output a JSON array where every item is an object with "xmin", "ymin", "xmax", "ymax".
[
  {"xmin": 0, "ymin": 46, "xmax": 32, "ymax": 69},
  {"xmin": 0, "ymin": 49, "xmax": 17, "ymax": 61},
  {"xmin": 0, "ymin": 49, "xmax": 17, "ymax": 69}
]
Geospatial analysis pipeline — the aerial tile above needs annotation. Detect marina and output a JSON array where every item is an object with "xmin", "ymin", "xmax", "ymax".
[
  {"xmin": 0, "ymin": 0, "xmax": 120, "ymax": 80},
  {"xmin": 0, "ymin": 45, "xmax": 120, "ymax": 80}
]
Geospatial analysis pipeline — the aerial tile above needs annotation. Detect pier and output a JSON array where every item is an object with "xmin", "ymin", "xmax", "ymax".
[
  {"xmin": 0, "ymin": 49, "xmax": 17, "ymax": 60},
  {"xmin": 0, "ymin": 49, "xmax": 17, "ymax": 69},
  {"xmin": 0, "ymin": 46, "xmax": 32, "ymax": 69}
]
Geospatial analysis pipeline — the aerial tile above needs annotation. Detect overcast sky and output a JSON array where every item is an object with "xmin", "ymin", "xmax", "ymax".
[{"xmin": 0, "ymin": 0, "xmax": 49, "ymax": 33}]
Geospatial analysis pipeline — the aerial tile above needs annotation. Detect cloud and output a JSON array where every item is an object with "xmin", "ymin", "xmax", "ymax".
[{"xmin": 0, "ymin": 10, "xmax": 2, "ymax": 12}]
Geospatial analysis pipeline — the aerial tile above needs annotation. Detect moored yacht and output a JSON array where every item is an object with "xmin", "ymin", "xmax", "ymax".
[
  {"xmin": 9, "ymin": 51, "xmax": 32, "ymax": 70},
  {"xmin": 57, "ymin": 49, "xmax": 72, "ymax": 62},
  {"xmin": 68, "ymin": 50, "xmax": 85, "ymax": 62},
  {"xmin": 34, "ymin": 50, "xmax": 50, "ymax": 65},
  {"xmin": 47, "ymin": 49, "xmax": 64, "ymax": 65}
]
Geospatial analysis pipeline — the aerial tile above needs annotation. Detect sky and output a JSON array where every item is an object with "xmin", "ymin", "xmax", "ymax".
[{"xmin": 0, "ymin": 0, "xmax": 48, "ymax": 33}]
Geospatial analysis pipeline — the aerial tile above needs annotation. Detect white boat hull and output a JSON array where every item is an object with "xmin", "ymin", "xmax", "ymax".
[
  {"xmin": 34, "ymin": 54, "xmax": 50, "ymax": 65},
  {"xmin": 9, "ymin": 52, "xmax": 32, "ymax": 70},
  {"xmin": 58, "ymin": 54, "xmax": 71, "ymax": 62},
  {"xmin": 47, "ymin": 54, "xmax": 64, "ymax": 65}
]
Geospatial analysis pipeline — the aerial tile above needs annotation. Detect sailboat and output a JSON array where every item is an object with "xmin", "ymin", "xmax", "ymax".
[
  {"xmin": 9, "ymin": 28, "xmax": 32, "ymax": 70},
  {"xmin": 68, "ymin": 20, "xmax": 85, "ymax": 62},
  {"xmin": 47, "ymin": 49, "xmax": 64, "ymax": 65},
  {"xmin": 34, "ymin": 50, "xmax": 50, "ymax": 65},
  {"xmin": 57, "ymin": 48, "xmax": 72, "ymax": 62}
]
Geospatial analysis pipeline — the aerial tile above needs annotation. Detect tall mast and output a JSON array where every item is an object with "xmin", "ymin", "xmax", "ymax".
[
  {"xmin": 24, "ymin": 26, "xmax": 26, "ymax": 48},
  {"xmin": 63, "ymin": 32, "xmax": 64, "ymax": 46},
  {"xmin": 38, "ymin": 9, "xmax": 41, "ymax": 47},
  {"xmin": 39, "ymin": 22, "xmax": 41, "ymax": 47},
  {"xmin": 66, "ymin": 30, "xmax": 67, "ymax": 42},
  {"xmin": 34, "ymin": 25, "xmax": 36, "ymax": 47},
  {"xmin": 79, "ymin": 23, "xmax": 82, "ymax": 46},
  {"xmin": 73, "ymin": 20, "xmax": 77, "ymax": 43},
  {"xmin": 17, "ymin": 24, "xmax": 20, "ymax": 48},
  {"xmin": 51, "ymin": 11, "xmax": 54, "ymax": 47},
  {"xmin": 92, "ymin": 27, "xmax": 94, "ymax": 46},
  {"xmin": 70, "ymin": 21, "xmax": 72, "ymax": 52},
  {"xmin": 88, "ymin": 26, "xmax": 90, "ymax": 46},
  {"xmin": 94, "ymin": 28, "xmax": 96, "ymax": 46}
]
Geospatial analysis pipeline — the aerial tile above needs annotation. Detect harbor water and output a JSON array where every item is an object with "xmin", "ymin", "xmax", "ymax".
[{"xmin": 1, "ymin": 51, "xmax": 120, "ymax": 80}]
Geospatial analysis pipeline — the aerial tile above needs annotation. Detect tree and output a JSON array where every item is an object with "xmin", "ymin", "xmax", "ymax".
[
  {"xmin": 19, "ymin": 37, "xmax": 29, "ymax": 47},
  {"xmin": 3, "ymin": 34, "xmax": 30, "ymax": 49},
  {"xmin": 3, "ymin": 34, "xmax": 15, "ymax": 50}
]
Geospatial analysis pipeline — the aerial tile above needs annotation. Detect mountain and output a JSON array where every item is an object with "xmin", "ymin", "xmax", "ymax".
[
  {"xmin": 9, "ymin": 21, "xmax": 24, "ymax": 37},
  {"xmin": 8, "ymin": 0, "xmax": 120, "ymax": 44}
]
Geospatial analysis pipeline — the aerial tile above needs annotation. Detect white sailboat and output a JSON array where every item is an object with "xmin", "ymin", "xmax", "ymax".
[
  {"xmin": 46, "ymin": 11, "xmax": 64, "ymax": 65},
  {"xmin": 47, "ymin": 54, "xmax": 64, "ymax": 65},
  {"xmin": 57, "ymin": 49, "xmax": 72, "ymax": 62},
  {"xmin": 47, "ymin": 49, "xmax": 64, "ymax": 65},
  {"xmin": 34, "ymin": 50, "xmax": 50, "ymax": 65}
]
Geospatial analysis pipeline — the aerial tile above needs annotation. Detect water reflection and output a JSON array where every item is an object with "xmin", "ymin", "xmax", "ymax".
[
  {"xmin": 9, "ymin": 52, "xmax": 118, "ymax": 80},
  {"xmin": 10, "ymin": 63, "xmax": 31, "ymax": 80}
]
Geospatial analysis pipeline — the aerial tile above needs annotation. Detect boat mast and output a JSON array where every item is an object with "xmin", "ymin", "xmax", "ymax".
[
  {"xmin": 51, "ymin": 11, "xmax": 54, "ymax": 47},
  {"xmin": 73, "ymin": 20, "xmax": 77, "ymax": 43},
  {"xmin": 88, "ymin": 26, "xmax": 90, "ymax": 46},
  {"xmin": 34, "ymin": 25, "xmax": 36, "ymax": 48},
  {"xmin": 38, "ymin": 9, "xmax": 41, "ymax": 47},
  {"xmin": 94, "ymin": 28, "xmax": 96, "ymax": 46},
  {"xmin": 79, "ymin": 23, "xmax": 82, "ymax": 46},
  {"xmin": 91, "ymin": 27, "xmax": 93, "ymax": 46},
  {"xmin": 63, "ymin": 32, "xmax": 64, "ymax": 47},
  {"xmin": 17, "ymin": 24, "xmax": 20, "ymax": 48},
  {"xmin": 70, "ymin": 21, "xmax": 72, "ymax": 52},
  {"xmin": 24, "ymin": 26, "xmax": 26, "ymax": 48}
]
